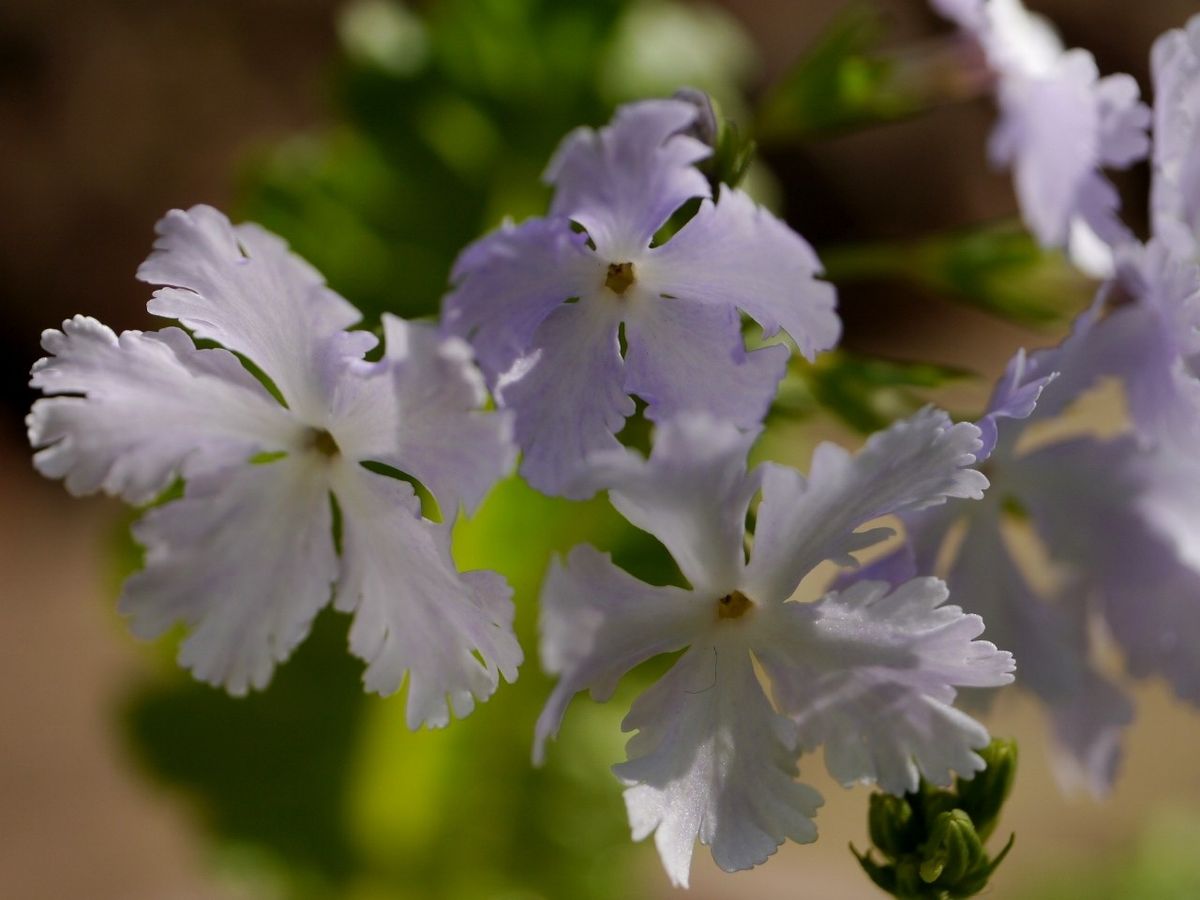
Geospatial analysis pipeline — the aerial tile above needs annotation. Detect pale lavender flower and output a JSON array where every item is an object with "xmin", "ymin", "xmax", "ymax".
[
  {"xmin": 934, "ymin": 0, "xmax": 1151, "ymax": 276},
  {"xmin": 534, "ymin": 411, "xmax": 1011, "ymax": 886},
  {"xmin": 443, "ymin": 98, "xmax": 840, "ymax": 498},
  {"xmin": 28, "ymin": 205, "xmax": 520, "ymax": 728},
  {"xmin": 1151, "ymin": 14, "xmax": 1200, "ymax": 257},
  {"xmin": 856, "ymin": 349, "xmax": 1200, "ymax": 795},
  {"xmin": 1010, "ymin": 16, "xmax": 1200, "ymax": 447}
]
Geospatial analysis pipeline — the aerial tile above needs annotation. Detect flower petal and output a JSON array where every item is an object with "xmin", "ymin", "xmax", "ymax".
[
  {"xmin": 1151, "ymin": 14, "xmax": 1200, "ymax": 250},
  {"xmin": 976, "ymin": 348, "xmax": 1058, "ymax": 461},
  {"xmin": 641, "ymin": 188, "xmax": 839, "ymax": 361},
  {"xmin": 341, "ymin": 316, "xmax": 515, "ymax": 516},
  {"xmin": 331, "ymin": 463, "xmax": 520, "ymax": 729},
  {"xmin": 616, "ymin": 642, "xmax": 822, "ymax": 887},
  {"xmin": 930, "ymin": 0, "xmax": 986, "ymax": 31},
  {"xmin": 991, "ymin": 50, "xmax": 1103, "ymax": 247},
  {"xmin": 746, "ymin": 408, "xmax": 988, "ymax": 604},
  {"xmin": 1018, "ymin": 439, "xmax": 1200, "ymax": 714},
  {"xmin": 441, "ymin": 216, "xmax": 600, "ymax": 385},
  {"xmin": 948, "ymin": 515, "xmax": 1132, "ymax": 795},
  {"xmin": 592, "ymin": 415, "xmax": 761, "ymax": 595},
  {"xmin": 759, "ymin": 578, "xmax": 1013, "ymax": 795},
  {"xmin": 534, "ymin": 545, "xmax": 705, "ymax": 763},
  {"xmin": 498, "ymin": 298, "xmax": 633, "ymax": 499},
  {"xmin": 137, "ymin": 205, "xmax": 375, "ymax": 421},
  {"xmin": 120, "ymin": 455, "xmax": 338, "ymax": 694},
  {"xmin": 546, "ymin": 98, "xmax": 711, "ymax": 260},
  {"xmin": 27, "ymin": 316, "xmax": 297, "ymax": 504},
  {"xmin": 1095, "ymin": 73, "xmax": 1152, "ymax": 170},
  {"xmin": 622, "ymin": 298, "xmax": 788, "ymax": 428}
]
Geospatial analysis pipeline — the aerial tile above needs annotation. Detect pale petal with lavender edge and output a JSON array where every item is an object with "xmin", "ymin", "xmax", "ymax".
[
  {"xmin": 28, "ymin": 316, "xmax": 297, "ymax": 504},
  {"xmin": 137, "ymin": 204, "xmax": 376, "ymax": 421},
  {"xmin": 616, "ymin": 643, "xmax": 822, "ymax": 887},
  {"xmin": 760, "ymin": 578, "xmax": 1014, "ymax": 795},
  {"xmin": 746, "ymin": 408, "xmax": 987, "ymax": 604},
  {"xmin": 596, "ymin": 416, "xmax": 761, "ymax": 595},
  {"xmin": 534, "ymin": 545, "xmax": 705, "ymax": 762},
  {"xmin": 121, "ymin": 455, "xmax": 338, "ymax": 695},
  {"xmin": 331, "ymin": 464, "xmax": 521, "ymax": 729},
  {"xmin": 641, "ymin": 188, "xmax": 840, "ymax": 361},
  {"xmin": 546, "ymin": 98, "xmax": 711, "ymax": 260}
]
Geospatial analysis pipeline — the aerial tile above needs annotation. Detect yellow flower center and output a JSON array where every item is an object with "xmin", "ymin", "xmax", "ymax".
[
  {"xmin": 604, "ymin": 261, "xmax": 636, "ymax": 295},
  {"xmin": 309, "ymin": 428, "xmax": 341, "ymax": 458},
  {"xmin": 716, "ymin": 590, "xmax": 753, "ymax": 620}
]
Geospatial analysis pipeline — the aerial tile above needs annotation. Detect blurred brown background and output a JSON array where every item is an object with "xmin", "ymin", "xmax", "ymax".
[{"xmin": 3, "ymin": 1, "xmax": 1199, "ymax": 898}]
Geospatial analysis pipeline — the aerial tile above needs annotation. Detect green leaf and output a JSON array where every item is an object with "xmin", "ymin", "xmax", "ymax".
[{"xmin": 123, "ymin": 610, "xmax": 367, "ymax": 891}]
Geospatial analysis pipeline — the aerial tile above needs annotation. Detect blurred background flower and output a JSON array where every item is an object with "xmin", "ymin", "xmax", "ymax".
[{"xmin": 3, "ymin": 1, "xmax": 1200, "ymax": 898}]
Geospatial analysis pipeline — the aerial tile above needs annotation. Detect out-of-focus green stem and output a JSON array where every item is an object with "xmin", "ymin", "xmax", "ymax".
[
  {"xmin": 754, "ymin": 3, "xmax": 992, "ymax": 145},
  {"xmin": 820, "ymin": 223, "xmax": 1096, "ymax": 327}
]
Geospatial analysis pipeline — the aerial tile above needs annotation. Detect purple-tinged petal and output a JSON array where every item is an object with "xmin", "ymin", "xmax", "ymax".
[
  {"xmin": 930, "ymin": 0, "xmax": 987, "ymax": 32},
  {"xmin": 948, "ymin": 514, "xmax": 1132, "ymax": 796},
  {"xmin": 137, "ymin": 206, "xmax": 375, "ymax": 422},
  {"xmin": 616, "ymin": 641, "xmax": 822, "ymax": 888},
  {"xmin": 746, "ymin": 408, "xmax": 987, "ymax": 605},
  {"xmin": 758, "ymin": 578, "xmax": 1013, "ymax": 795},
  {"xmin": 1151, "ymin": 15, "xmax": 1200, "ymax": 250},
  {"xmin": 622, "ymin": 299, "xmax": 788, "ymax": 428},
  {"xmin": 1031, "ymin": 242, "xmax": 1200, "ymax": 440},
  {"xmin": 1094, "ymin": 515, "xmax": 1200, "ymax": 713},
  {"xmin": 331, "ymin": 463, "xmax": 521, "ymax": 729},
  {"xmin": 546, "ymin": 99, "xmax": 711, "ymax": 260},
  {"xmin": 441, "ymin": 217, "xmax": 600, "ymax": 386},
  {"xmin": 498, "ymin": 299, "xmax": 633, "ymax": 499},
  {"xmin": 642, "ymin": 188, "xmax": 840, "ymax": 361},
  {"xmin": 27, "ymin": 316, "xmax": 298, "ymax": 504},
  {"xmin": 1095, "ymin": 73, "xmax": 1152, "ymax": 169},
  {"xmin": 976, "ymin": 348, "xmax": 1058, "ymax": 461},
  {"xmin": 982, "ymin": 0, "xmax": 1064, "ymax": 78},
  {"xmin": 338, "ymin": 316, "xmax": 515, "ymax": 516},
  {"xmin": 120, "ymin": 455, "xmax": 338, "ymax": 695},
  {"xmin": 534, "ymin": 545, "xmax": 705, "ymax": 764},
  {"xmin": 593, "ymin": 415, "xmax": 761, "ymax": 595},
  {"xmin": 990, "ymin": 50, "xmax": 1102, "ymax": 248},
  {"xmin": 1015, "ymin": 438, "xmax": 1200, "ymax": 713}
]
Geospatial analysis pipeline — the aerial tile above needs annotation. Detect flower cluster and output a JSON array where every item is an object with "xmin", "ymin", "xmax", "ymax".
[
  {"xmin": 26, "ymin": 7, "xmax": 1200, "ymax": 884},
  {"xmin": 854, "ymin": 7, "xmax": 1200, "ymax": 795}
]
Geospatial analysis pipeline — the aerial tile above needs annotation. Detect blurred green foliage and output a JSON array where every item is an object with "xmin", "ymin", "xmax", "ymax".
[
  {"xmin": 777, "ymin": 350, "xmax": 973, "ymax": 435},
  {"xmin": 822, "ymin": 223, "xmax": 1096, "ymax": 329},
  {"xmin": 1021, "ymin": 809, "xmax": 1200, "ymax": 900},
  {"xmin": 238, "ymin": 0, "xmax": 755, "ymax": 326},
  {"xmin": 755, "ymin": 4, "xmax": 989, "ymax": 143}
]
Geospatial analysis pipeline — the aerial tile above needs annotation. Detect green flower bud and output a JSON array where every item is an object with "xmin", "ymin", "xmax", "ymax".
[
  {"xmin": 868, "ymin": 793, "xmax": 919, "ymax": 860},
  {"xmin": 919, "ymin": 810, "xmax": 985, "ymax": 886},
  {"xmin": 918, "ymin": 783, "xmax": 959, "ymax": 826},
  {"xmin": 957, "ymin": 739, "xmax": 1018, "ymax": 842}
]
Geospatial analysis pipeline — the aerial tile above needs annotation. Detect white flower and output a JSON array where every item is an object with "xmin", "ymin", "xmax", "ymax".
[
  {"xmin": 535, "ymin": 411, "xmax": 1013, "ymax": 886},
  {"xmin": 28, "ymin": 205, "xmax": 520, "ymax": 728}
]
